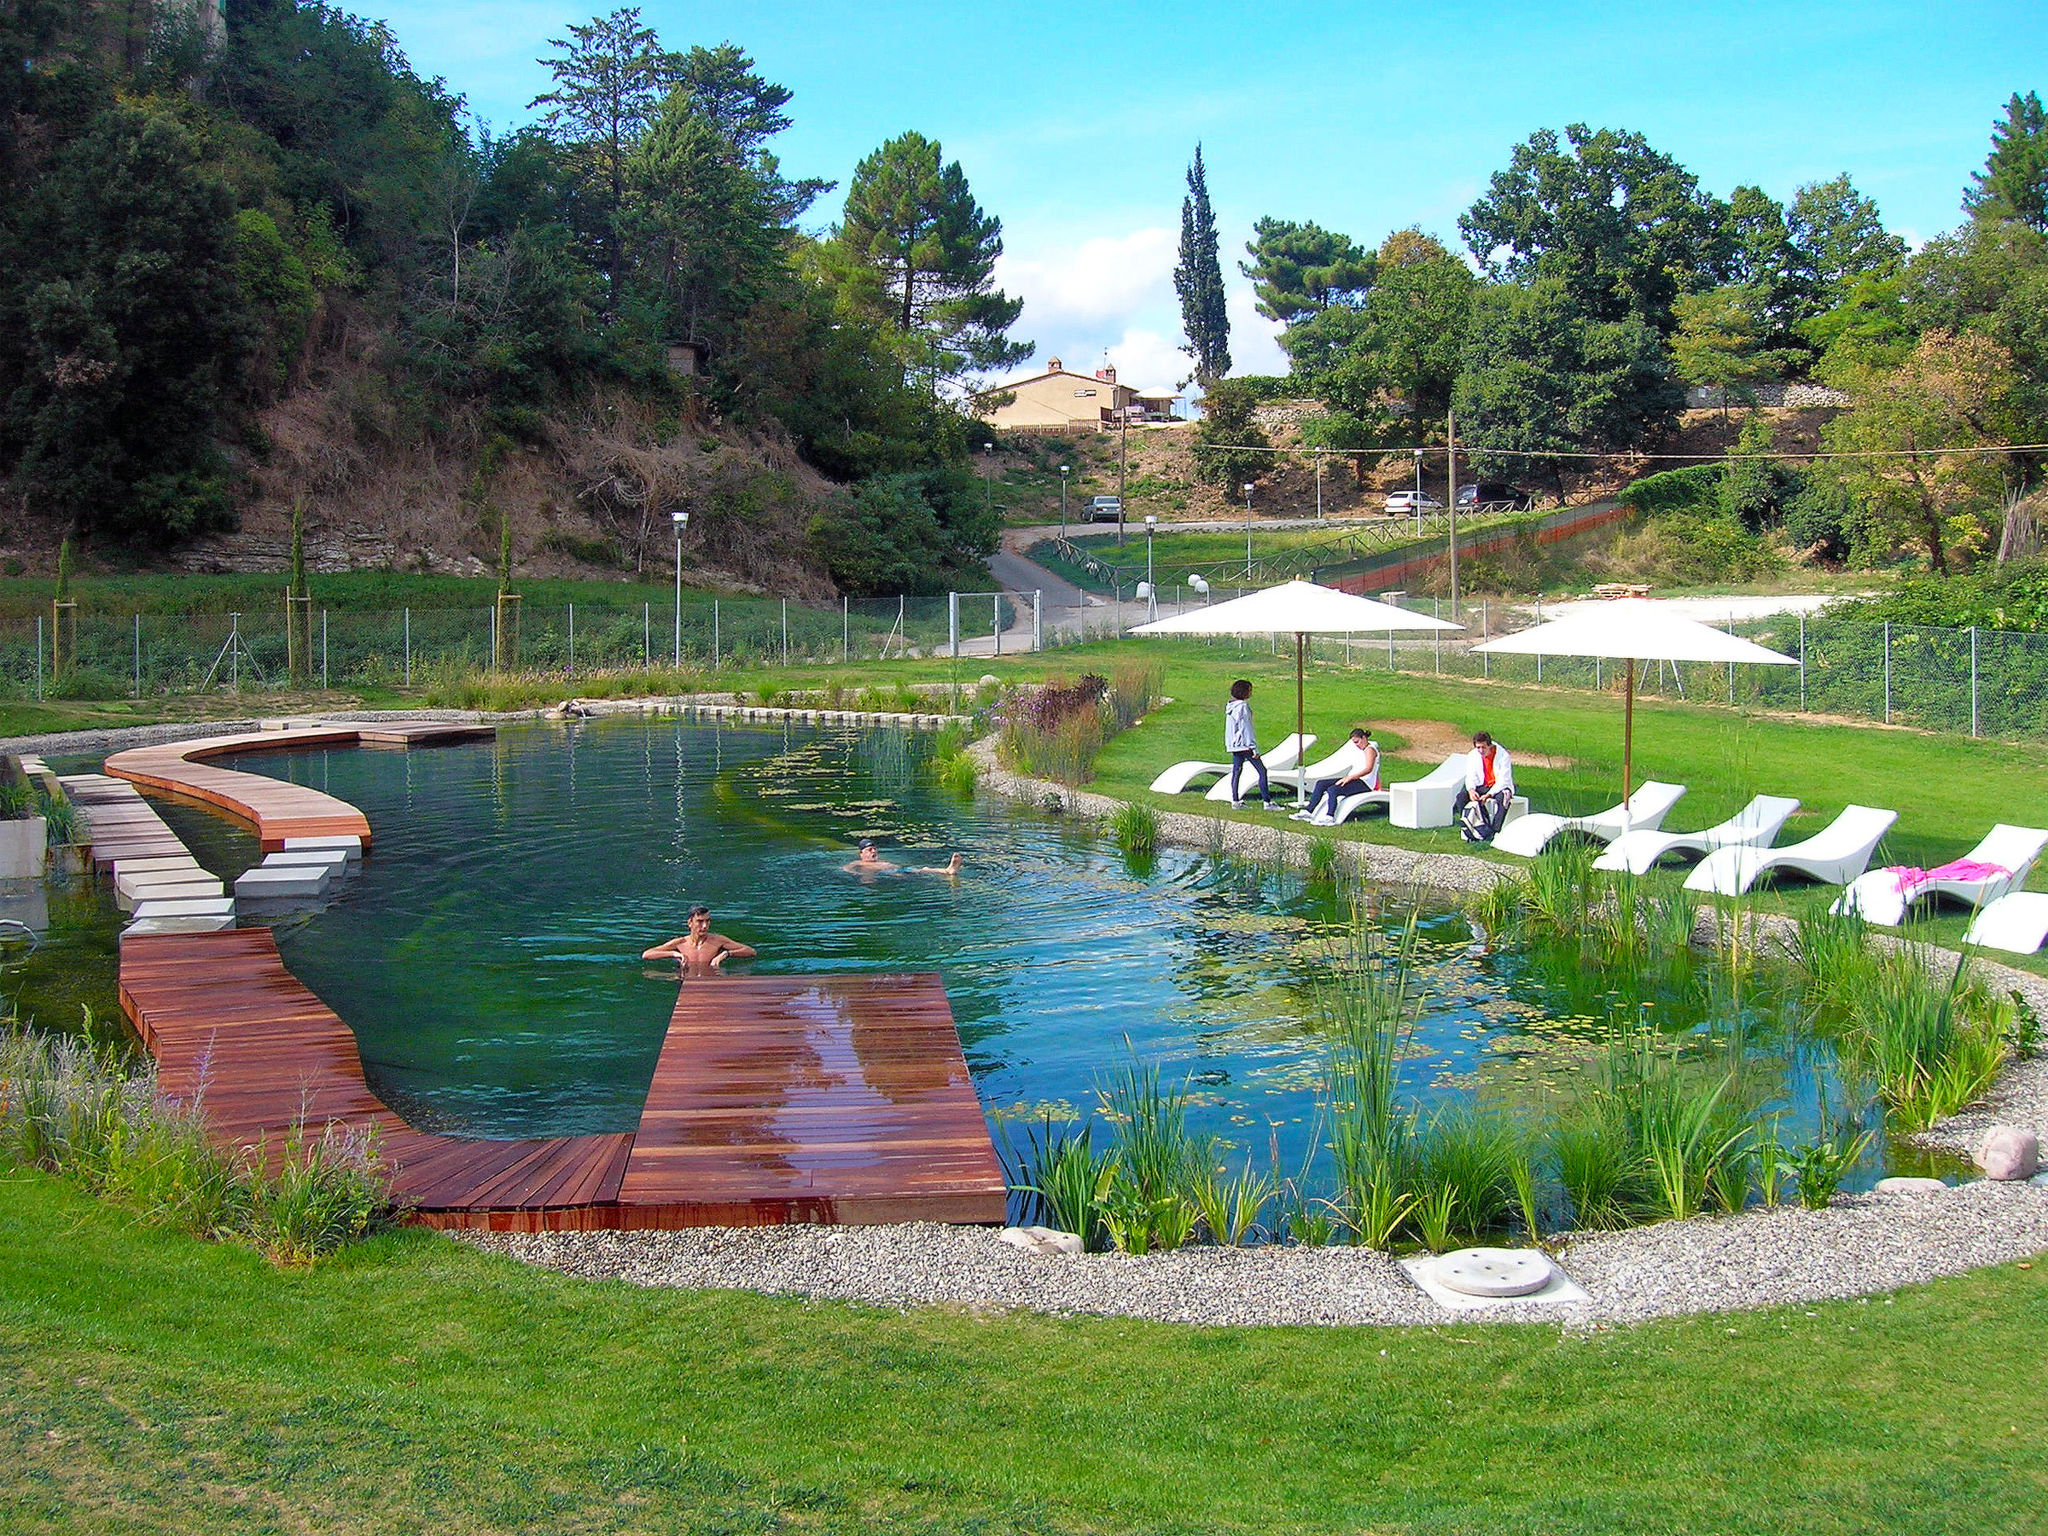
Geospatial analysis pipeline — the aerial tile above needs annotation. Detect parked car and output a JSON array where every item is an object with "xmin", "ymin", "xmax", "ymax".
[
  {"xmin": 1085, "ymin": 495, "xmax": 1124, "ymax": 523},
  {"xmin": 1382, "ymin": 490, "xmax": 1443, "ymax": 515},
  {"xmin": 1456, "ymin": 481, "xmax": 1537, "ymax": 511}
]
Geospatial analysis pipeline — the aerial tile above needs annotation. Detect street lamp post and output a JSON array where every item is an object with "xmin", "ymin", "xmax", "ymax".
[
  {"xmin": 1242, "ymin": 483, "xmax": 1255, "ymax": 582},
  {"xmin": 671, "ymin": 509, "xmax": 688, "ymax": 667},
  {"xmin": 983, "ymin": 442, "xmax": 995, "ymax": 522},
  {"xmin": 1059, "ymin": 463, "xmax": 1069, "ymax": 540},
  {"xmin": 1315, "ymin": 449, "xmax": 1325, "ymax": 521},
  {"xmin": 1144, "ymin": 514, "xmax": 1157, "ymax": 619}
]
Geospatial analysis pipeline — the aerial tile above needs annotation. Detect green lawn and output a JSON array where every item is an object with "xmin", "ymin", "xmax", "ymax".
[{"xmin": 4, "ymin": 1170, "xmax": 2045, "ymax": 1535}]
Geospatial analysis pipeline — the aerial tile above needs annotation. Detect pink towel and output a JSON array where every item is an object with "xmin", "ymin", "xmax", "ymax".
[{"xmin": 1885, "ymin": 860, "xmax": 2009, "ymax": 898}]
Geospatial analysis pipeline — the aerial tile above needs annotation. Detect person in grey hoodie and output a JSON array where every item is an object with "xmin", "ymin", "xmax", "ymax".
[{"xmin": 1224, "ymin": 679, "xmax": 1274, "ymax": 809}]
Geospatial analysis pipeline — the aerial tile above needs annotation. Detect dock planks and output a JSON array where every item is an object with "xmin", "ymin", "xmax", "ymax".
[
  {"xmin": 104, "ymin": 721, "xmax": 493, "ymax": 851},
  {"xmin": 118, "ymin": 941, "xmax": 1006, "ymax": 1230}
]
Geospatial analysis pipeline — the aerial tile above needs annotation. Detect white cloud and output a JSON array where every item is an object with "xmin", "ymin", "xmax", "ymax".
[
  {"xmin": 997, "ymin": 227, "xmax": 1177, "ymax": 332},
  {"xmin": 1102, "ymin": 330, "xmax": 1188, "ymax": 394}
]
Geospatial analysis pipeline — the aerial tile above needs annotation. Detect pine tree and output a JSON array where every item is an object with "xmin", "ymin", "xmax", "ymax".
[
  {"xmin": 1966, "ymin": 90, "xmax": 2048, "ymax": 233},
  {"xmin": 1174, "ymin": 145, "xmax": 1231, "ymax": 383}
]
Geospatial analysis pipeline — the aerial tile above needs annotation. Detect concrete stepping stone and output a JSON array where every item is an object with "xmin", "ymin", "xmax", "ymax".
[
  {"xmin": 116, "ymin": 864, "xmax": 209, "ymax": 901},
  {"xmin": 235, "ymin": 864, "xmax": 332, "ymax": 900},
  {"xmin": 111, "ymin": 855, "xmax": 206, "ymax": 878},
  {"xmin": 263, "ymin": 850, "xmax": 352, "ymax": 876},
  {"xmin": 117, "ymin": 876, "xmax": 225, "ymax": 912},
  {"xmin": 283, "ymin": 835, "xmax": 362, "ymax": 862},
  {"xmin": 123, "ymin": 914, "xmax": 237, "ymax": 937},
  {"xmin": 129, "ymin": 896, "xmax": 237, "ymax": 921},
  {"xmin": 1433, "ymin": 1247, "xmax": 1557, "ymax": 1298}
]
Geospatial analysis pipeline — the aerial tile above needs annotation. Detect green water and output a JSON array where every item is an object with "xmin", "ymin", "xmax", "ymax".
[{"xmin": 184, "ymin": 718, "xmax": 1912, "ymax": 1191}]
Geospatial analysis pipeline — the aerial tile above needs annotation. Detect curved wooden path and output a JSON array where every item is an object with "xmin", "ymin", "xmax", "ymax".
[
  {"xmin": 104, "ymin": 722, "xmax": 492, "ymax": 850},
  {"xmin": 107, "ymin": 721, "xmax": 1008, "ymax": 1229}
]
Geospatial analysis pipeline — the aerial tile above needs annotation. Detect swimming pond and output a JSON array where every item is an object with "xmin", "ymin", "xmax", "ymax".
[{"xmin": 182, "ymin": 718, "xmax": 1937, "ymax": 1194}]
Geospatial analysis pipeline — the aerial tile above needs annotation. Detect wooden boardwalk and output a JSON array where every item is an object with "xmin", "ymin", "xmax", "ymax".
[
  {"xmin": 104, "ymin": 722, "xmax": 492, "ymax": 851},
  {"xmin": 119, "ymin": 934, "xmax": 1007, "ymax": 1229},
  {"xmin": 59, "ymin": 775, "xmax": 193, "ymax": 873}
]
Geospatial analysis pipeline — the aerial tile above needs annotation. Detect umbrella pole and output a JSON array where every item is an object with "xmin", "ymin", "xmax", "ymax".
[
  {"xmin": 1623, "ymin": 656, "xmax": 1635, "ymax": 833},
  {"xmin": 1296, "ymin": 632, "xmax": 1307, "ymax": 807}
]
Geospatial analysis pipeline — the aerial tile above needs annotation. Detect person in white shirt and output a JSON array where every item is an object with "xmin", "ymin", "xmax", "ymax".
[
  {"xmin": 1223, "ymin": 678, "xmax": 1274, "ymax": 809},
  {"xmin": 1451, "ymin": 731, "xmax": 1514, "ymax": 841},
  {"xmin": 1294, "ymin": 728, "xmax": 1380, "ymax": 824}
]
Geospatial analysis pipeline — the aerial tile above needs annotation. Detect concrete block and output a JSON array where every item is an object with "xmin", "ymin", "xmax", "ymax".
[
  {"xmin": 111, "ymin": 854, "xmax": 206, "ymax": 877},
  {"xmin": 116, "ymin": 864, "xmax": 207, "ymax": 900},
  {"xmin": 263, "ymin": 850, "xmax": 351, "ymax": 876},
  {"xmin": 129, "ymin": 896, "xmax": 237, "ymax": 921},
  {"xmin": 283, "ymin": 835, "xmax": 362, "ymax": 862},
  {"xmin": 235, "ymin": 864, "xmax": 331, "ymax": 900},
  {"xmin": 123, "ymin": 914, "xmax": 237, "ymax": 937},
  {"xmin": 116, "ymin": 876, "xmax": 224, "ymax": 912}
]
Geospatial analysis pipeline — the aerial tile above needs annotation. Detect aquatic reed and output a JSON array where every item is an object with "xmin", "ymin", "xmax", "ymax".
[{"xmin": 1111, "ymin": 802, "xmax": 1160, "ymax": 857}]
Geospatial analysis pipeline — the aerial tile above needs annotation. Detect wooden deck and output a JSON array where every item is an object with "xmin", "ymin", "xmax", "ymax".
[
  {"xmin": 118, "ymin": 934, "xmax": 1007, "ymax": 1229},
  {"xmin": 59, "ymin": 775, "xmax": 193, "ymax": 872},
  {"xmin": 103, "ymin": 722, "xmax": 493, "ymax": 851}
]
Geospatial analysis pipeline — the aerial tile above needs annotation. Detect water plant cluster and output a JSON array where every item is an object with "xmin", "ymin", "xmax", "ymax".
[
  {"xmin": 0, "ymin": 1011, "xmax": 393, "ymax": 1264},
  {"xmin": 1010, "ymin": 842, "xmax": 2034, "ymax": 1255},
  {"xmin": 995, "ymin": 662, "xmax": 1163, "ymax": 786}
]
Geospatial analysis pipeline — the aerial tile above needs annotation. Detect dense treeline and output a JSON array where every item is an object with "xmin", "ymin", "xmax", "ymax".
[
  {"xmin": 1216, "ymin": 98, "xmax": 2048, "ymax": 582},
  {"xmin": 0, "ymin": 2, "xmax": 1029, "ymax": 592}
]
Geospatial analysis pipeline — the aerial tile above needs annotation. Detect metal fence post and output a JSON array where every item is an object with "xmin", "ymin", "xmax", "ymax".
[
  {"xmin": 1883, "ymin": 620, "xmax": 1891, "ymax": 725},
  {"xmin": 1434, "ymin": 597, "xmax": 1441, "ymax": 674},
  {"xmin": 712, "ymin": 599, "xmax": 720, "ymax": 670},
  {"xmin": 642, "ymin": 602, "xmax": 649, "ymax": 669},
  {"xmin": 781, "ymin": 598, "xmax": 789, "ymax": 665},
  {"xmin": 321, "ymin": 609, "xmax": 328, "ymax": 690},
  {"xmin": 34, "ymin": 615, "xmax": 43, "ymax": 702},
  {"xmin": 1798, "ymin": 612, "xmax": 1806, "ymax": 712},
  {"xmin": 948, "ymin": 592, "xmax": 959, "ymax": 660},
  {"xmin": 1971, "ymin": 625, "xmax": 1980, "ymax": 738},
  {"xmin": 1032, "ymin": 589, "xmax": 1043, "ymax": 652},
  {"xmin": 843, "ymin": 596, "xmax": 850, "ymax": 664},
  {"xmin": 133, "ymin": 614, "xmax": 141, "ymax": 698},
  {"xmin": 404, "ymin": 607, "xmax": 412, "ymax": 687},
  {"xmin": 567, "ymin": 603, "xmax": 575, "ymax": 677},
  {"xmin": 1725, "ymin": 614, "xmax": 1734, "ymax": 704}
]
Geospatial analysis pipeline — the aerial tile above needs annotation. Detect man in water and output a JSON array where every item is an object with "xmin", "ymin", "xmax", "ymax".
[
  {"xmin": 843, "ymin": 839, "xmax": 964, "ymax": 876},
  {"xmin": 642, "ymin": 905, "xmax": 757, "ymax": 969}
]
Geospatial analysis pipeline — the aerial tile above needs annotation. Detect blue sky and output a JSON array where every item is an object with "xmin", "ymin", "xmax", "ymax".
[{"xmin": 367, "ymin": 0, "xmax": 2044, "ymax": 388}]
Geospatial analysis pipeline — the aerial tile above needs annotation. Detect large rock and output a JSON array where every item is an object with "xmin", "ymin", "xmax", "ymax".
[
  {"xmin": 1977, "ymin": 1126, "xmax": 2040, "ymax": 1181},
  {"xmin": 997, "ymin": 1225, "xmax": 1085, "ymax": 1258},
  {"xmin": 1874, "ymin": 1176, "xmax": 1949, "ymax": 1197}
]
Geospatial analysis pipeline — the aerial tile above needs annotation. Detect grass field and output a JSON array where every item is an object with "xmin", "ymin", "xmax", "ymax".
[{"xmin": 4, "ymin": 1170, "xmax": 2046, "ymax": 1535}]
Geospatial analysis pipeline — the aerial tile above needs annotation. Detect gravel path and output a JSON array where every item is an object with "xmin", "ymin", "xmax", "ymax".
[{"xmin": 459, "ymin": 1179, "xmax": 2048, "ymax": 1328}]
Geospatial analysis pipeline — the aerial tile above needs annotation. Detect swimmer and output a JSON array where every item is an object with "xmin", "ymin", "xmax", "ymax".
[
  {"xmin": 641, "ymin": 905, "xmax": 757, "ymax": 969},
  {"xmin": 842, "ymin": 839, "xmax": 964, "ymax": 876}
]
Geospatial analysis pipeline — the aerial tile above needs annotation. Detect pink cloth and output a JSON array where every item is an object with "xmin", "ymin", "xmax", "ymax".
[{"xmin": 1885, "ymin": 860, "xmax": 2010, "ymax": 897}]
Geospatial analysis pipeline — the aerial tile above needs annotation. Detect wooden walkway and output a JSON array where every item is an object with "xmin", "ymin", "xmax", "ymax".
[
  {"xmin": 119, "ymin": 936, "xmax": 1007, "ymax": 1230},
  {"xmin": 59, "ymin": 774, "xmax": 193, "ymax": 873},
  {"xmin": 104, "ymin": 722, "xmax": 492, "ymax": 851}
]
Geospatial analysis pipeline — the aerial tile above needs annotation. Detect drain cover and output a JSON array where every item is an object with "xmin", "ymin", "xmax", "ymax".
[{"xmin": 1433, "ymin": 1248, "xmax": 1555, "ymax": 1298}]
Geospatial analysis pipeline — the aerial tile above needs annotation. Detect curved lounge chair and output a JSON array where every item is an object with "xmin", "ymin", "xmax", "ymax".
[
  {"xmin": 1193, "ymin": 734, "xmax": 1317, "ymax": 802},
  {"xmin": 1965, "ymin": 891, "xmax": 2048, "ymax": 955},
  {"xmin": 1832, "ymin": 823, "xmax": 2048, "ymax": 926},
  {"xmin": 1683, "ymin": 804, "xmax": 1897, "ymax": 897},
  {"xmin": 1492, "ymin": 781, "xmax": 1687, "ymax": 858},
  {"xmin": 1592, "ymin": 794, "xmax": 1801, "ymax": 876},
  {"xmin": 1151, "ymin": 733, "xmax": 1315, "ymax": 796}
]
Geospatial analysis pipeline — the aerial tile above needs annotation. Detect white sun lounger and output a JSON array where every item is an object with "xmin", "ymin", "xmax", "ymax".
[
  {"xmin": 1387, "ymin": 757, "xmax": 1532, "ymax": 831},
  {"xmin": 1151, "ymin": 733, "xmax": 1314, "ymax": 795},
  {"xmin": 1593, "ymin": 795, "xmax": 1802, "ymax": 876},
  {"xmin": 1302, "ymin": 752, "xmax": 1460, "ymax": 826},
  {"xmin": 1965, "ymin": 891, "xmax": 2048, "ymax": 955},
  {"xmin": 1684, "ymin": 804, "xmax": 1898, "ymax": 897},
  {"xmin": 1832, "ymin": 823, "xmax": 2048, "ymax": 926},
  {"xmin": 1201, "ymin": 734, "xmax": 1331, "ymax": 802},
  {"xmin": 1492, "ymin": 781, "xmax": 1688, "ymax": 858}
]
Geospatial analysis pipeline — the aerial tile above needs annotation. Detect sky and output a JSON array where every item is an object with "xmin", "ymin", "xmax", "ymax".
[{"xmin": 365, "ymin": 0, "xmax": 2046, "ymax": 392}]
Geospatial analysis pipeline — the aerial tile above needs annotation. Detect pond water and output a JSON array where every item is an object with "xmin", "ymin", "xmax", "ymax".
[{"xmin": 183, "ymin": 719, "xmax": 1928, "ymax": 1191}]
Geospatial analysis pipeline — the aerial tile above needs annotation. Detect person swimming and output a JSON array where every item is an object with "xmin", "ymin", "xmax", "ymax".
[
  {"xmin": 843, "ymin": 839, "xmax": 964, "ymax": 876},
  {"xmin": 641, "ymin": 905, "xmax": 757, "ymax": 969}
]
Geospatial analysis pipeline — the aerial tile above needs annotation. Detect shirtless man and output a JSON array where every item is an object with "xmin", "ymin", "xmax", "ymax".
[
  {"xmin": 641, "ymin": 905, "xmax": 757, "ymax": 968},
  {"xmin": 843, "ymin": 839, "xmax": 964, "ymax": 876}
]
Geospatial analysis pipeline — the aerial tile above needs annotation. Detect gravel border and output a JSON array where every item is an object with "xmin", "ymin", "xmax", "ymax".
[{"xmin": 457, "ymin": 1179, "xmax": 2048, "ymax": 1328}]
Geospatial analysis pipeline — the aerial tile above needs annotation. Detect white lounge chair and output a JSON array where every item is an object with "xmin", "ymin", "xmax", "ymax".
[
  {"xmin": 1285, "ymin": 752, "xmax": 1455, "ymax": 826},
  {"xmin": 1387, "ymin": 756, "xmax": 1532, "ymax": 830},
  {"xmin": 1684, "ymin": 804, "xmax": 1898, "ymax": 897},
  {"xmin": 1492, "ymin": 781, "xmax": 1688, "ymax": 858},
  {"xmin": 1150, "ymin": 732, "xmax": 1315, "ymax": 795},
  {"xmin": 1965, "ymin": 891, "xmax": 2048, "ymax": 955},
  {"xmin": 1593, "ymin": 794, "xmax": 1801, "ymax": 876},
  {"xmin": 1832, "ymin": 823, "xmax": 2048, "ymax": 927}
]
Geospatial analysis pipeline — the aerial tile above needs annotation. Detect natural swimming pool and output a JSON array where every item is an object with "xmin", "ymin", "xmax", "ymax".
[{"xmin": 167, "ymin": 717, "xmax": 1936, "ymax": 1197}]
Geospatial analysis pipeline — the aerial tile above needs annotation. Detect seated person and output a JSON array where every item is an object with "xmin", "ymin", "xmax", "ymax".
[
  {"xmin": 1450, "ymin": 731, "xmax": 1514, "ymax": 843},
  {"xmin": 642, "ymin": 905, "xmax": 756, "ymax": 969},
  {"xmin": 1292, "ymin": 727, "xmax": 1380, "ymax": 825}
]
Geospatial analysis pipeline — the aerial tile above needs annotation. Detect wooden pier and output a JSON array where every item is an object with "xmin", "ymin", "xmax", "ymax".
[{"xmin": 118, "ymin": 933, "xmax": 1006, "ymax": 1230}]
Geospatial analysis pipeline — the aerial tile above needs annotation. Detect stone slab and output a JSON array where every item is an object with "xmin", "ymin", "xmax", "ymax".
[
  {"xmin": 116, "ymin": 877, "xmax": 224, "ymax": 912},
  {"xmin": 116, "ymin": 866, "xmax": 210, "ymax": 901},
  {"xmin": 1399, "ymin": 1255, "xmax": 1591, "ymax": 1312},
  {"xmin": 235, "ymin": 865, "xmax": 331, "ymax": 899},
  {"xmin": 282, "ymin": 835, "xmax": 362, "ymax": 862},
  {"xmin": 111, "ymin": 855, "xmax": 206, "ymax": 877},
  {"xmin": 262, "ymin": 849, "xmax": 351, "ymax": 874},
  {"xmin": 129, "ymin": 896, "xmax": 238, "ymax": 921},
  {"xmin": 123, "ymin": 914, "xmax": 238, "ymax": 937}
]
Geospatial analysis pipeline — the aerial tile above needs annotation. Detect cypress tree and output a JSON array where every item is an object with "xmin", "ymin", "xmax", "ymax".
[{"xmin": 1174, "ymin": 144, "xmax": 1231, "ymax": 384}]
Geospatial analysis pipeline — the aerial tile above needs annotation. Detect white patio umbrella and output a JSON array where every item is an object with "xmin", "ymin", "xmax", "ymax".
[
  {"xmin": 1470, "ymin": 599, "xmax": 1796, "ymax": 815},
  {"xmin": 1131, "ymin": 578, "xmax": 1463, "ymax": 804}
]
